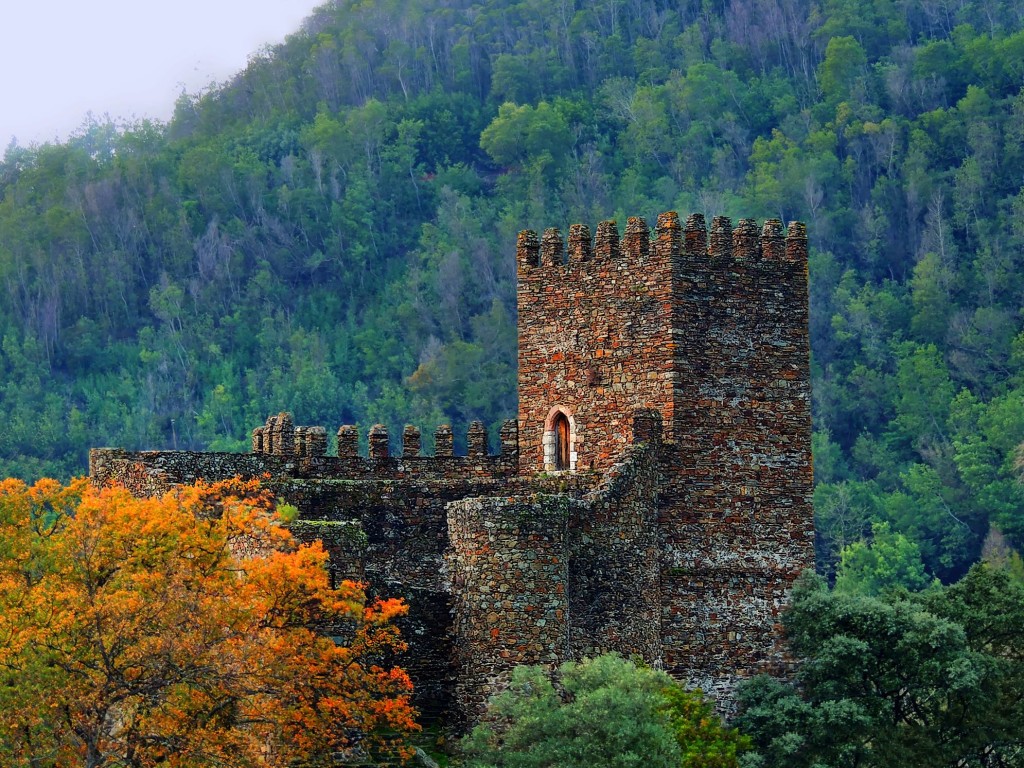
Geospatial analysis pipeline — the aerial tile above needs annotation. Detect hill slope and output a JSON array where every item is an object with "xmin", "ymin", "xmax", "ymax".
[{"xmin": 2, "ymin": 0, "xmax": 1024, "ymax": 580}]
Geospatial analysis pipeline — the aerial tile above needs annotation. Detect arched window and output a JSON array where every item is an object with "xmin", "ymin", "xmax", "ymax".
[
  {"xmin": 554, "ymin": 412, "xmax": 570, "ymax": 470},
  {"xmin": 543, "ymin": 406, "xmax": 575, "ymax": 472}
]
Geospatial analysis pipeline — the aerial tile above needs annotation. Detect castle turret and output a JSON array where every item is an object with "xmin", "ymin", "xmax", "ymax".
[{"xmin": 445, "ymin": 494, "xmax": 574, "ymax": 721}]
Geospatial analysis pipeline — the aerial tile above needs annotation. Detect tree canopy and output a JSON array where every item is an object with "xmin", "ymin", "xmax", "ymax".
[
  {"xmin": 0, "ymin": 477, "xmax": 418, "ymax": 767},
  {"xmin": 2, "ymin": 0, "xmax": 1024, "ymax": 581},
  {"xmin": 461, "ymin": 653, "xmax": 748, "ymax": 768},
  {"xmin": 736, "ymin": 566, "xmax": 1024, "ymax": 768}
]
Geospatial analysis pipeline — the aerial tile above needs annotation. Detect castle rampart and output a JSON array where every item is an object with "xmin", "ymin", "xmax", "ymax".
[
  {"xmin": 90, "ymin": 210, "xmax": 813, "ymax": 725},
  {"xmin": 445, "ymin": 493, "xmax": 575, "ymax": 718},
  {"xmin": 90, "ymin": 419, "xmax": 521, "ymax": 494}
]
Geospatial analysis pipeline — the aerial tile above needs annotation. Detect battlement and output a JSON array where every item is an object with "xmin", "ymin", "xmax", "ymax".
[
  {"xmin": 516, "ymin": 213, "xmax": 807, "ymax": 273},
  {"xmin": 250, "ymin": 413, "xmax": 518, "ymax": 462},
  {"xmin": 91, "ymin": 415, "xmax": 521, "ymax": 497},
  {"xmin": 252, "ymin": 412, "xmax": 329, "ymax": 457}
]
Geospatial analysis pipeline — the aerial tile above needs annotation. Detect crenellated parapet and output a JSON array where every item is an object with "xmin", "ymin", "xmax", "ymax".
[
  {"xmin": 337, "ymin": 424, "xmax": 358, "ymax": 457},
  {"xmin": 434, "ymin": 424, "xmax": 454, "ymax": 456},
  {"xmin": 93, "ymin": 418, "xmax": 523, "ymax": 495},
  {"xmin": 252, "ymin": 412, "xmax": 327, "ymax": 458},
  {"xmin": 403, "ymin": 425, "xmax": 421, "ymax": 457},
  {"xmin": 252, "ymin": 414, "xmax": 518, "ymax": 464},
  {"xmin": 368, "ymin": 424, "xmax": 389, "ymax": 459},
  {"xmin": 499, "ymin": 419, "xmax": 518, "ymax": 464},
  {"xmin": 295, "ymin": 426, "xmax": 328, "ymax": 457},
  {"xmin": 324, "ymin": 419, "xmax": 515, "ymax": 462},
  {"xmin": 516, "ymin": 213, "xmax": 807, "ymax": 276},
  {"xmin": 467, "ymin": 420, "xmax": 487, "ymax": 457},
  {"xmin": 95, "ymin": 416, "xmax": 522, "ymax": 490}
]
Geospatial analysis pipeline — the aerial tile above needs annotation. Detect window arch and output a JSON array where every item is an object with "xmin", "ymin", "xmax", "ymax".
[{"xmin": 543, "ymin": 407, "xmax": 576, "ymax": 471}]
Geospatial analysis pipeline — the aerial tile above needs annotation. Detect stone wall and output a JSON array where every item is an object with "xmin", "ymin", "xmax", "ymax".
[
  {"xmin": 443, "ymin": 412, "xmax": 663, "ymax": 723},
  {"xmin": 90, "ymin": 420, "xmax": 519, "ymax": 496},
  {"xmin": 444, "ymin": 494, "xmax": 576, "ymax": 721},
  {"xmin": 658, "ymin": 215, "xmax": 814, "ymax": 697},
  {"xmin": 568, "ymin": 409, "xmax": 662, "ymax": 663},
  {"xmin": 516, "ymin": 217, "xmax": 677, "ymax": 474}
]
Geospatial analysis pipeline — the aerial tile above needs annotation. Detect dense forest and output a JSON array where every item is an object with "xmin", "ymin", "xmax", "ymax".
[{"xmin": 2, "ymin": 0, "xmax": 1024, "ymax": 582}]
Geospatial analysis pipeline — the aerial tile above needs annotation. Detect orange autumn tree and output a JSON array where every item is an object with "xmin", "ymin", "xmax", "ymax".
[{"xmin": 0, "ymin": 477, "xmax": 418, "ymax": 767}]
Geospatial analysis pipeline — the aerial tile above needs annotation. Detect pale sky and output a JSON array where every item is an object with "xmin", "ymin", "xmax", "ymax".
[{"xmin": 1, "ymin": 0, "xmax": 326, "ymax": 149}]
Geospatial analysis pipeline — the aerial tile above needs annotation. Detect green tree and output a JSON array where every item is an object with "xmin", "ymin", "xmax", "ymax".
[
  {"xmin": 660, "ymin": 686, "xmax": 751, "ymax": 768},
  {"xmin": 909, "ymin": 252, "xmax": 954, "ymax": 343},
  {"xmin": 478, "ymin": 101, "xmax": 572, "ymax": 172},
  {"xmin": 462, "ymin": 654, "xmax": 746, "ymax": 768},
  {"xmin": 889, "ymin": 342, "xmax": 956, "ymax": 453},
  {"xmin": 737, "ymin": 567, "xmax": 1024, "ymax": 768},
  {"xmin": 833, "ymin": 521, "xmax": 934, "ymax": 594},
  {"xmin": 882, "ymin": 463, "xmax": 981, "ymax": 581},
  {"xmin": 818, "ymin": 36, "xmax": 868, "ymax": 105}
]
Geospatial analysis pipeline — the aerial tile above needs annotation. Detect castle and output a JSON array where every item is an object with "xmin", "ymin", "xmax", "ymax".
[{"xmin": 89, "ymin": 211, "xmax": 814, "ymax": 723}]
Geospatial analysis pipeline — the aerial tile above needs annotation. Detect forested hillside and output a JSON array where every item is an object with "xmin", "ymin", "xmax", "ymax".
[{"xmin": 2, "ymin": 0, "xmax": 1023, "ymax": 581}]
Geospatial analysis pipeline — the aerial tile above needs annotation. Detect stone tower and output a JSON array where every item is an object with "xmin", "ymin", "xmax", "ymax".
[{"xmin": 513, "ymin": 211, "xmax": 813, "ymax": 697}]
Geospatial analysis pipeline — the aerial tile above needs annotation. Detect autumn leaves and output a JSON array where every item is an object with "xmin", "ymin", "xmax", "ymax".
[{"xmin": 0, "ymin": 478, "xmax": 418, "ymax": 767}]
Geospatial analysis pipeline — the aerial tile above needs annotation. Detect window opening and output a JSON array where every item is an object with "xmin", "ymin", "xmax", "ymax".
[{"xmin": 555, "ymin": 412, "xmax": 571, "ymax": 470}]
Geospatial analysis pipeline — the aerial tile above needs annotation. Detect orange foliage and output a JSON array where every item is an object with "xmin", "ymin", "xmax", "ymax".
[{"xmin": 0, "ymin": 477, "xmax": 418, "ymax": 767}]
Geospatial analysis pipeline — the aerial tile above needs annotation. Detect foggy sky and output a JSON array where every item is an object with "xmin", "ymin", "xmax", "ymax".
[{"xmin": 1, "ymin": 0, "xmax": 325, "ymax": 150}]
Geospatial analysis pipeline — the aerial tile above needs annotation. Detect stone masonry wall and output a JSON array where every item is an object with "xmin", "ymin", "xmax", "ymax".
[
  {"xmin": 516, "ymin": 217, "xmax": 677, "ymax": 473},
  {"xmin": 444, "ymin": 494, "xmax": 577, "ymax": 723},
  {"xmin": 279, "ymin": 472, "xmax": 583, "ymax": 721},
  {"xmin": 659, "ymin": 214, "xmax": 814, "ymax": 698},
  {"xmin": 89, "ymin": 420, "xmax": 519, "ymax": 495},
  {"xmin": 568, "ymin": 409, "xmax": 662, "ymax": 663},
  {"xmin": 443, "ymin": 409, "xmax": 663, "ymax": 724}
]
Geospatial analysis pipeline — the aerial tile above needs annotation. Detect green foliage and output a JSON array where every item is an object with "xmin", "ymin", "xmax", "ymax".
[
  {"xmin": 479, "ymin": 101, "xmax": 571, "ymax": 172},
  {"xmin": 1, "ymin": 0, "xmax": 1024, "ymax": 585},
  {"xmin": 461, "ymin": 654, "xmax": 745, "ymax": 768},
  {"xmin": 833, "ymin": 521, "xmax": 934, "ymax": 594},
  {"xmin": 980, "ymin": 525, "xmax": 1024, "ymax": 583},
  {"xmin": 737, "ymin": 567, "xmax": 1024, "ymax": 768},
  {"xmin": 813, "ymin": 479, "xmax": 882, "ymax": 577},
  {"xmin": 659, "ymin": 686, "xmax": 751, "ymax": 768},
  {"xmin": 275, "ymin": 501, "xmax": 300, "ymax": 523},
  {"xmin": 818, "ymin": 36, "xmax": 868, "ymax": 105},
  {"xmin": 461, "ymin": 655, "xmax": 681, "ymax": 768}
]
